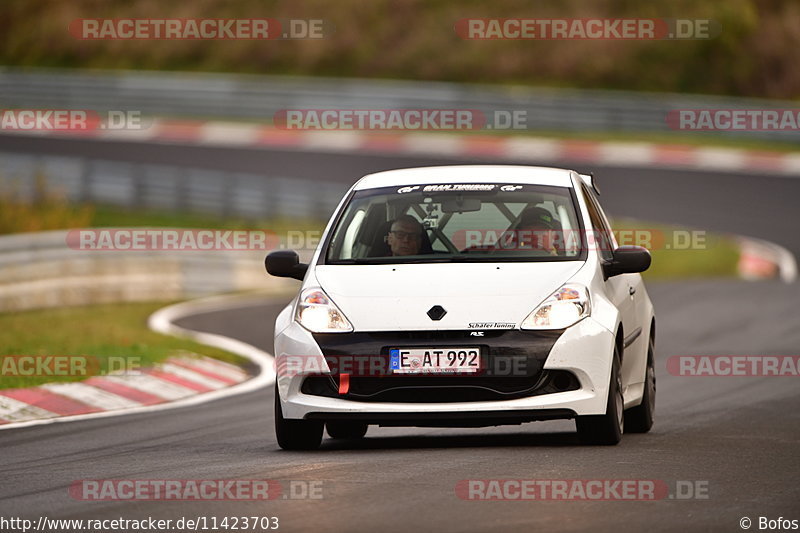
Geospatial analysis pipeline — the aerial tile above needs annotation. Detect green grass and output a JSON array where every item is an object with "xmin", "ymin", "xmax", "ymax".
[
  {"xmin": 0, "ymin": 302, "xmax": 253, "ymax": 390},
  {"xmin": 0, "ymin": 199, "xmax": 327, "ymax": 241},
  {"xmin": 0, "ymin": 174, "xmax": 94, "ymax": 234},
  {"xmin": 610, "ymin": 219, "xmax": 740, "ymax": 280},
  {"xmin": 90, "ymin": 205, "xmax": 326, "ymax": 234}
]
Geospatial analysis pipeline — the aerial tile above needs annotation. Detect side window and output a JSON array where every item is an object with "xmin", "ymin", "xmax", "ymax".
[
  {"xmin": 590, "ymin": 192, "xmax": 618, "ymax": 248},
  {"xmin": 341, "ymin": 209, "xmax": 366, "ymax": 259},
  {"xmin": 580, "ymin": 184, "xmax": 615, "ymax": 261}
]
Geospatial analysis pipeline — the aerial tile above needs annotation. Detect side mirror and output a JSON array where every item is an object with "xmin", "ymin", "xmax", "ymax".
[
  {"xmin": 603, "ymin": 246, "xmax": 651, "ymax": 278},
  {"xmin": 265, "ymin": 250, "xmax": 308, "ymax": 281}
]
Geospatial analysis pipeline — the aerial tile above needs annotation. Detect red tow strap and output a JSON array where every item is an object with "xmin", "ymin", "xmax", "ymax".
[{"xmin": 338, "ymin": 373, "xmax": 350, "ymax": 394}]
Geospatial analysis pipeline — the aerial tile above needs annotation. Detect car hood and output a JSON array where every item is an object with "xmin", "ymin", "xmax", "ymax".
[{"xmin": 312, "ymin": 261, "xmax": 584, "ymax": 331}]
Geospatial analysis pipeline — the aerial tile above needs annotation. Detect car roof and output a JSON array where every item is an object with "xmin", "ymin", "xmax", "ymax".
[{"xmin": 353, "ymin": 165, "xmax": 577, "ymax": 190}]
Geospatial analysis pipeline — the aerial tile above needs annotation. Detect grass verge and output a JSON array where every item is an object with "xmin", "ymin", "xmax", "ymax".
[
  {"xmin": 610, "ymin": 219, "xmax": 740, "ymax": 280},
  {"xmin": 90, "ymin": 205, "xmax": 326, "ymax": 235},
  {"xmin": 0, "ymin": 301, "xmax": 252, "ymax": 390}
]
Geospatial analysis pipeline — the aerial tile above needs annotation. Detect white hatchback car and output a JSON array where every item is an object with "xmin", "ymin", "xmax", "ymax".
[{"xmin": 267, "ymin": 165, "xmax": 655, "ymax": 449}]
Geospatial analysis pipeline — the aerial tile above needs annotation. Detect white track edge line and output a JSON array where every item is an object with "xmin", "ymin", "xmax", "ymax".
[{"xmin": 737, "ymin": 236, "xmax": 799, "ymax": 284}]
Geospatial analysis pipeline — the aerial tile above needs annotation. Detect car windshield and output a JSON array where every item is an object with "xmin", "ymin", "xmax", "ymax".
[{"xmin": 324, "ymin": 183, "xmax": 586, "ymax": 264}]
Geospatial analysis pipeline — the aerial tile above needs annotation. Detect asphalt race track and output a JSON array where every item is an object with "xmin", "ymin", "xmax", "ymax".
[{"xmin": 1, "ymin": 135, "xmax": 799, "ymax": 532}]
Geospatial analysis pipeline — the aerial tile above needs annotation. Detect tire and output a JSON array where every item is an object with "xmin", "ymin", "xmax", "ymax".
[
  {"xmin": 274, "ymin": 385, "xmax": 323, "ymax": 450},
  {"xmin": 326, "ymin": 421, "xmax": 368, "ymax": 440},
  {"xmin": 576, "ymin": 345, "xmax": 624, "ymax": 445},
  {"xmin": 624, "ymin": 336, "xmax": 656, "ymax": 433}
]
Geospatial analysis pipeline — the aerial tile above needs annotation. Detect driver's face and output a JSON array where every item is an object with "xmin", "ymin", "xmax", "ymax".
[{"xmin": 387, "ymin": 221, "xmax": 422, "ymax": 256}]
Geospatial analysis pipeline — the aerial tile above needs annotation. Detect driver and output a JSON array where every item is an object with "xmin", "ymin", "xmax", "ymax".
[
  {"xmin": 385, "ymin": 215, "xmax": 424, "ymax": 256},
  {"xmin": 516, "ymin": 207, "xmax": 560, "ymax": 256}
]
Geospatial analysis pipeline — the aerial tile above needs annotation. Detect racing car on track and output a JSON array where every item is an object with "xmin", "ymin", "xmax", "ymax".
[{"xmin": 266, "ymin": 165, "xmax": 655, "ymax": 449}]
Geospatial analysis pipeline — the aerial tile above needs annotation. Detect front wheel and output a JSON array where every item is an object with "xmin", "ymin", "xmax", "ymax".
[
  {"xmin": 624, "ymin": 336, "xmax": 656, "ymax": 433},
  {"xmin": 576, "ymin": 346, "xmax": 623, "ymax": 445},
  {"xmin": 274, "ymin": 385, "xmax": 323, "ymax": 450}
]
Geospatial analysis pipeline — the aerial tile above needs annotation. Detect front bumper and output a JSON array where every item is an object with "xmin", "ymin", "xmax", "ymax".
[{"xmin": 274, "ymin": 316, "xmax": 615, "ymax": 423}]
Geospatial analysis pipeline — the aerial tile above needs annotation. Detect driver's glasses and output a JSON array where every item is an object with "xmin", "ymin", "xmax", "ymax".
[{"xmin": 389, "ymin": 230, "xmax": 421, "ymax": 241}]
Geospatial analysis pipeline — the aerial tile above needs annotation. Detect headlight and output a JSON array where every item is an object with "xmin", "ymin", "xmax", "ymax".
[
  {"xmin": 520, "ymin": 283, "xmax": 591, "ymax": 330},
  {"xmin": 295, "ymin": 287, "xmax": 353, "ymax": 333}
]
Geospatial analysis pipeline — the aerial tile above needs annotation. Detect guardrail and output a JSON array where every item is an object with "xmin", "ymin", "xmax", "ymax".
[
  {"xmin": 0, "ymin": 230, "xmax": 308, "ymax": 312},
  {"xmin": 0, "ymin": 151, "xmax": 348, "ymax": 220},
  {"xmin": 1, "ymin": 68, "xmax": 798, "ymax": 141}
]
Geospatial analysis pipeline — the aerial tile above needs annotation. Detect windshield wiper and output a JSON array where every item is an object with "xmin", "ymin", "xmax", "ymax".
[
  {"xmin": 329, "ymin": 256, "xmax": 468, "ymax": 265},
  {"xmin": 330, "ymin": 254, "xmax": 561, "ymax": 265}
]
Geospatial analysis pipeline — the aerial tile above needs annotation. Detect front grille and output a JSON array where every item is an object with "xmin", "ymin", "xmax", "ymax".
[
  {"xmin": 304, "ymin": 329, "xmax": 570, "ymax": 403},
  {"xmin": 301, "ymin": 370, "xmax": 579, "ymax": 403}
]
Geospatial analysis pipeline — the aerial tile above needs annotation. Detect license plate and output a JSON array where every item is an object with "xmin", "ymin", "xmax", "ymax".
[{"xmin": 389, "ymin": 347, "xmax": 481, "ymax": 374}]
